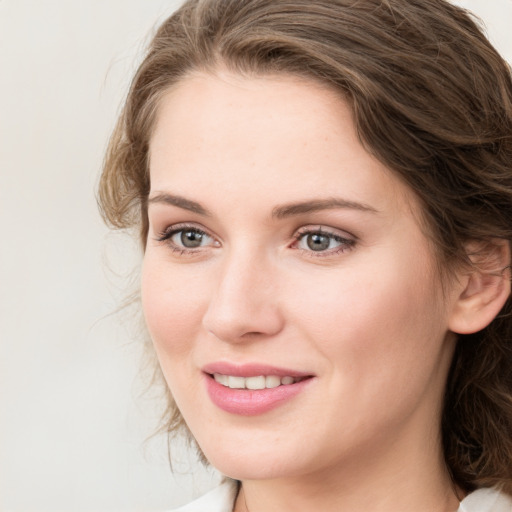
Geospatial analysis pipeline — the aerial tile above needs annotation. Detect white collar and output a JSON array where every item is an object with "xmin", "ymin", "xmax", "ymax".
[
  {"xmin": 171, "ymin": 481, "xmax": 512, "ymax": 512},
  {"xmin": 458, "ymin": 487, "xmax": 512, "ymax": 512}
]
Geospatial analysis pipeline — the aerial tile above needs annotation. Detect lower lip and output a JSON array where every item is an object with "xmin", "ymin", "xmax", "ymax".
[{"xmin": 204, "ymin": 374, "xmax": 313, "ymax": 416}]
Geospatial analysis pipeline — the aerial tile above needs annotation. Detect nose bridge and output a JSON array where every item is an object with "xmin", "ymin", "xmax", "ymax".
[{"xmin": 202, "ymin": 244, "xmax": 283, "ymax": 342}]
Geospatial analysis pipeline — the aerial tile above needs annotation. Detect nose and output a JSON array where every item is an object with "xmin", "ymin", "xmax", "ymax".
[{"xmin": 202, "ymin": 249, "xmax": 284, "ymax": 343}]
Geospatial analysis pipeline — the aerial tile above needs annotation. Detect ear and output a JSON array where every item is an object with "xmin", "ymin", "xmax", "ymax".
[{"xmin": 448, "ymin": 240, "xmax": 511, "ymax": 335}]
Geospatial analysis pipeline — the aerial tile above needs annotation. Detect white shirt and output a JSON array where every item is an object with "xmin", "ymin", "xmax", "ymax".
[{"xmin": 170, "ymin": 480, "xmax": 512, "ymax": 512}]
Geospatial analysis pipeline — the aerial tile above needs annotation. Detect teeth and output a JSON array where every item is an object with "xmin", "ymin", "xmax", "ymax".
[
  {"xmin": 213, "ymin": 373, "xmax": 301, "ymax": 389},
  {"xmin": 246, "ymin": 376, "xmax": 266, "ymax": 390},
  {"xmin": 265, "ymin": 375, "xmax": 281, "ymax": 388},
  {"xmin": 228, "ymin": 376, "xmax": 246, "ymax": 389},
  {"xmin": 215, "ymin": 373, "xmax": 228, "ymax": 386}
]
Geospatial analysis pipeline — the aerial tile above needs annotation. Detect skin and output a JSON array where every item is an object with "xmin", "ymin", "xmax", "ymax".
[{"xmin": 142, "ymin": 71, "xmax": 467, "ymax": 512}]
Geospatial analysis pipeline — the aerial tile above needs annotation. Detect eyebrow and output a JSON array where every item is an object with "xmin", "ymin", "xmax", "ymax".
[
  {"xmin": 147, "ymin": 193, "xmax": 211, "ymax": 216},
  {"xmin": 272, "ymin": 198, "xmax": 378, "ymax": 218},
  {"xmin": 147, "ymin": 193, "xmax": 378, "ymax": 218}
]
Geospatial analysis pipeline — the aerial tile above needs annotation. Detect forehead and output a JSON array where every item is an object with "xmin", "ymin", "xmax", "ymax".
[
  {"xmin": 150, "ymin": 70, "xmax": 346, "ymax": 163},
  {"xmin": 148, "ymin": 71, "xmax": 418, "ymax": 221}
]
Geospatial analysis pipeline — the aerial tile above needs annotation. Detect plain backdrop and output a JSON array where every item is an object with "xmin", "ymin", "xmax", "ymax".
[{"xmin": 0, "ymin": 1, "xmax": 511, "ymax": 511}]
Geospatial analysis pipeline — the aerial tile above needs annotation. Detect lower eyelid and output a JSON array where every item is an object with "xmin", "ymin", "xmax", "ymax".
[{"xmin": 298, "ymin": 242, "xmax": 355, "ymax": 258}]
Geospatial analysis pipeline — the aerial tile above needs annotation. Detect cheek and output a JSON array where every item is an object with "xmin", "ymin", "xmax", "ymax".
[
  {"xmin": 285, "ymin": 256, "xmax": 450, "ymax": 445},
  {"xmin": 286, "ymin": 249, "xmax": 446, "ymax": 381},
  {"xmin": 141, "ymin": 256, "xmax": 208, "ymax": 359},
  {"xmin": 140, "ymin": 256, "xmax": 213, "ymax": 416}
]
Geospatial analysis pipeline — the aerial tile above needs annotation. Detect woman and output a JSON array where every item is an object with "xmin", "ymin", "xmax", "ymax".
[{"xmin": 98, "ymin": 0, "xmax": 512, "ymax": 510}]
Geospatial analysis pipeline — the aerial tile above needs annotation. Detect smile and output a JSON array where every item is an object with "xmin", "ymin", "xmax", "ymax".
[
  {"xmin": 212, "ymin": 373, "xmax": 305, "ymax": 389},
  {"xmin": 203, "ymin": 365, "xmax": 315, "ymax": 415}
]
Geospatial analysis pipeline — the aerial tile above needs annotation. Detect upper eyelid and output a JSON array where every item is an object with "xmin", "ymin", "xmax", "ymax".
[
  {"xmin": 293, "ymin": 225, "xmax": 356, "ymax": 240},
  {"xmin": 156, "ymin": 222, "xmax": 214, "ymax": 237}
]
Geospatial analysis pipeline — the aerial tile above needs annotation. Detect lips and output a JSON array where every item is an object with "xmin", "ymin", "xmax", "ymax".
[
  {"xmin": 202, "ymin": 362, "xmax": 314, "ymax": 415},
  {"xmin": 202, "ymin": 362, "xmax": 312, "ymax": 378}
]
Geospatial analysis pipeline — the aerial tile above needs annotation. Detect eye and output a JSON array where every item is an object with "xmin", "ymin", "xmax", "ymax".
[
  {"xmin": 156, "ymin": 224, "xmax": 218, "ymax": 252},
  {"xmin": 293, "ymin": 228, "xmax": 355, "ymax": 255},
  {"xmin": 173, "ymin": 228, "xmax": 210, "ymax": 248}
]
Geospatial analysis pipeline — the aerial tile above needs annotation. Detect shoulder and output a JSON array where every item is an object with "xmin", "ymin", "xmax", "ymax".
[
  {"xmin": 168, "ymin": 479, "xmax": 239, "ymax": 512},
  {"xmin": 458, "ymin": 487, "xmax": 512, "ymax": 512}
]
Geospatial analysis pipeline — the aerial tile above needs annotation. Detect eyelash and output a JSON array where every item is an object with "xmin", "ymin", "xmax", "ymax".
[
  {"xmin": 292, "ymin": 227, "xmax": 356, "ymax": 257},
  {"xmin": 155, "ymin": 224, "xmax": 356, "ymax": 257},
  {"xmin": 156, "ymin": 223, "xmax": 216, "ymax": 255}
]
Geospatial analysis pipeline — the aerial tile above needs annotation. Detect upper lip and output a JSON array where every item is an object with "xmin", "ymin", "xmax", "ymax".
[{"xmin": 202, "ymin": 362, "xmax": 313, "ymax": 378}]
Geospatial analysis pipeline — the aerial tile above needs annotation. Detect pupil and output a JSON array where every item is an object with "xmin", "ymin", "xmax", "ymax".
[
  {"xmin": 307, "ymin": 233, "xmax": 330, "ymax": 251},
  {"xmin": 181, "ymin": 230, "xmax": 203, "ymax": 248}
]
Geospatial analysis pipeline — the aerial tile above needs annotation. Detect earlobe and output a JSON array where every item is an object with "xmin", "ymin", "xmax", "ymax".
[{"xmin": 448, "ymin": 242, "xmax": 511, "ymax": 335}]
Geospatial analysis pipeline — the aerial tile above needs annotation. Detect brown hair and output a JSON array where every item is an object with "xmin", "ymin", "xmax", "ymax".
[{"xmin": 98, "ymin": 0, "xmax": 512, "ymax": 494}]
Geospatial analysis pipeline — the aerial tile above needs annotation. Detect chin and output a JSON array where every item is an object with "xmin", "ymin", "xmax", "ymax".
[
  {"xmin": 198, "ymin": 439, "xmax": 304, "ymax": 481},
  {"xmin": 211, "ymin": 458, "xmax": 296, "ymax": 482}
]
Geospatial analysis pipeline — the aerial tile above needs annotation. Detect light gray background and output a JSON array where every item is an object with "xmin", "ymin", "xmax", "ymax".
[{"xmin": 0, "ymin": 1, "xmax": 511, "ymax": 511}]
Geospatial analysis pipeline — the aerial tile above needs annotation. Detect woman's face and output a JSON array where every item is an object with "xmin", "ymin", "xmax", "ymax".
[{"xmin": 143, "ymin": 71, "xmax": 460, "ymax": 481}]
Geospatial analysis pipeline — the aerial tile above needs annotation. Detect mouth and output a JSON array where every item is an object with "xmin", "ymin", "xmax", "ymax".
[
  {"xmin": 202, "ymin": 363, "xmax": 315, "ymax": 415},
  {"xmin": 210, "ymin": 373, "xmax": 308, "ymax": 390}
]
